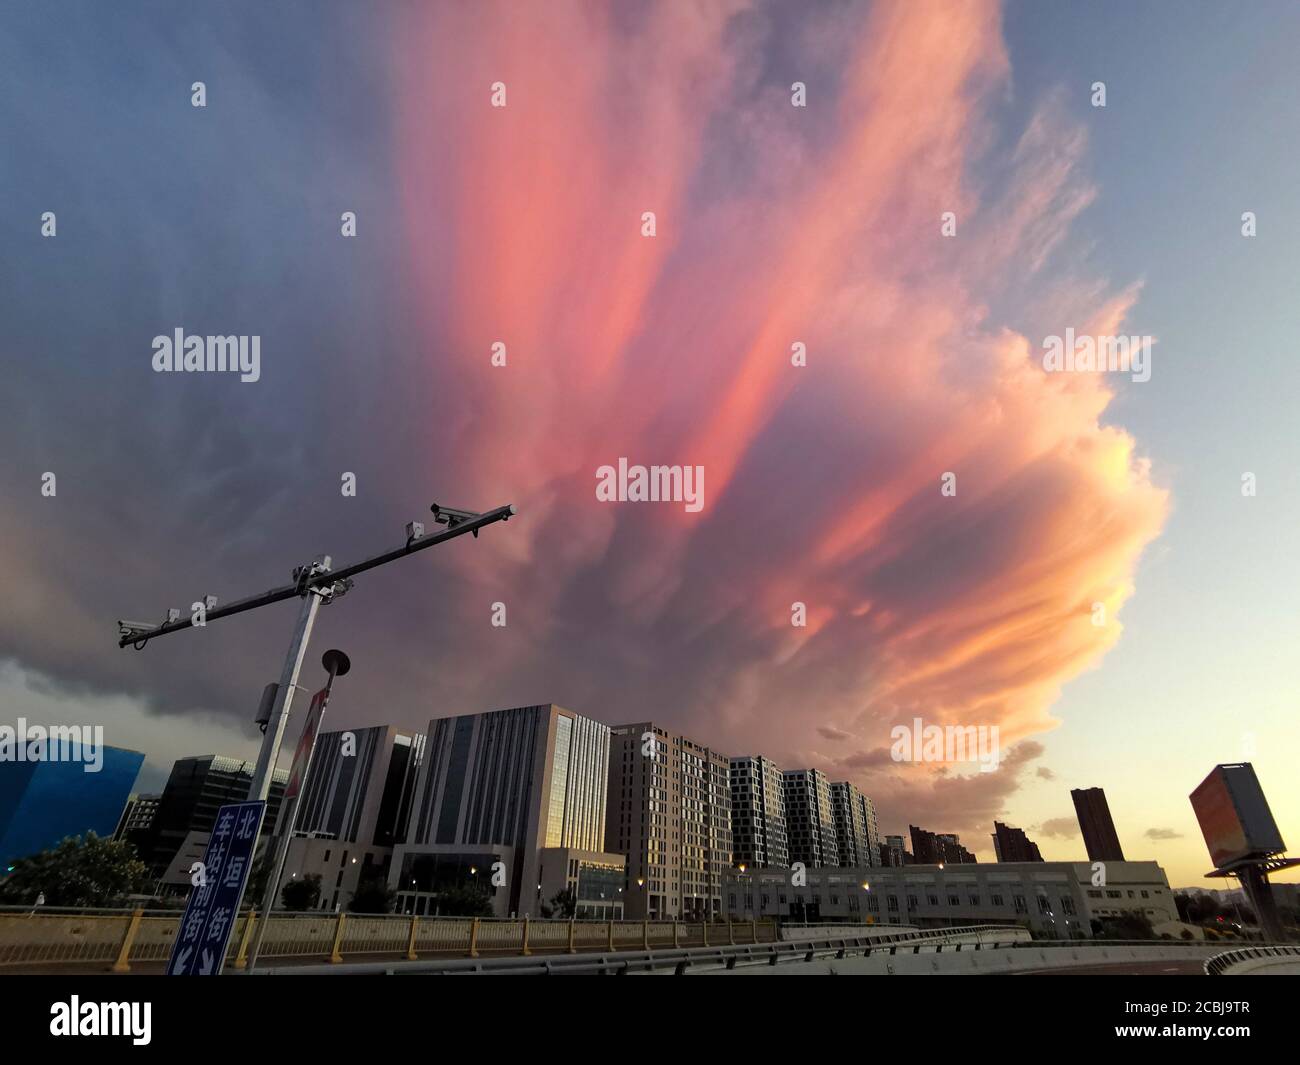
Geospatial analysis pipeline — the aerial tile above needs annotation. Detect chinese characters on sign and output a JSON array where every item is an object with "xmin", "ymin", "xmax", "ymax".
[{"xmin": 167, "ymin": 800, "xmax": 265, "ymax": 976}]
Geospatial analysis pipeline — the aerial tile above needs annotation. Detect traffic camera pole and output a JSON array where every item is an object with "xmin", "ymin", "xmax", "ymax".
[
  {"xmin": 117, "ymin": 504, "xmax": 516, "ymax": 800},
  {"xmin": 114, "ymin": 500, "xmax": 516, "ymax": 967}
]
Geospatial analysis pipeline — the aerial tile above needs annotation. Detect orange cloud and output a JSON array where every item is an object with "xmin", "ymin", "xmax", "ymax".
[{"xmin": 390, "ymin": 0, "xmax": 1168, "ymax": 838}]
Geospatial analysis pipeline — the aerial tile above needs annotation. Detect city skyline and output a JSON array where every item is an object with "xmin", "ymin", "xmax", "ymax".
[{"xmin": 19, "ymin": 694, "xmax": 1286, "ymax": 895}]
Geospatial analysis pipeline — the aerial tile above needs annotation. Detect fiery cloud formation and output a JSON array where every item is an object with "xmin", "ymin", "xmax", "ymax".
[
  {"xmin": 390, "ymin": 0, "xmax": 1168, "ymax": 837},
  {"xmin": 0, "ymin": 2, "xmax": 1170, "ymax": 849}
]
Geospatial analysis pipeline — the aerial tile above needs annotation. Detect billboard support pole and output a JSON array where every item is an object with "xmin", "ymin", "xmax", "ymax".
[{"xmin": 1237, "ymin": 864, "xmax": 1285, "ymax": 943}]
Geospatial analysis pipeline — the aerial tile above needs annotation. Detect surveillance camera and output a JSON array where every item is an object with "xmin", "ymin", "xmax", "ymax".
[
  {"xmin": 430, "ymin": 504, "xmax": 479, "ymax": 527},
  {"xmin": 405, "ymin": 521, "xmax": 425, "ymax": 541},
  {"xmin": 117, "ymin": 620, "xmax": 155, "ymax": 639},
  {"xmin": 167, "ymin": 608, "xmax": 181, "ymax": 624}
]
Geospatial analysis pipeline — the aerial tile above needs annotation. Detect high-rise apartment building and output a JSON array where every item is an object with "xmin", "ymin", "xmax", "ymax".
[
  {"xmin": 393, "ymin": 704, "xmax": 622, "ymax": 917},
  {"xmin": 830, "ymin": 780, "xmax": 880, "ymax": 868},
  {"xmin": 1071, "ymin": 787, "xmax": 1125, "ymax": 862},
  {"xmin": 729, "ymin": 755, "xmax": 789, "ymax": 869},
  {"xmin": 910, "ymin": 825, "xmax": 977, "ymax": 865},
  {"xmin": 992, "ymin": 820, "xmax": 1043, "ymax": 862},
  {"xmin": 937, "ymin": 832, "xmax": 977, "ymax": 864},
  {"xmin": 782, "ymin": 768, "xmax": 839, "ymax": 868},
  {"xmin": 606, "ymin": 723, "xmax": 733, "ymax": 919},
  {"xmin": 879, "ymin": 834, "xmax": 910, "ymax": 866}
]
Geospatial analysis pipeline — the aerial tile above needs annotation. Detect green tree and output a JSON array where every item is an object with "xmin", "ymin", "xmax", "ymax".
[
  {"xmin": 243, "ymin": 849, "xmax": 277, "ymax": 911},
  {"xmin": 280, "ymin": 872, "xmax": 322, "ymax": 911},
  {"xmin": 349, "ymin": 877, "xmax": 397, "ymax": 914},
  {"xmin": 0, "ymin": 832, "xmax": 147, "ymax": 907},
  {"xmin": 540, "ymin": 889, "xmax": 577, "ymax": 919}
]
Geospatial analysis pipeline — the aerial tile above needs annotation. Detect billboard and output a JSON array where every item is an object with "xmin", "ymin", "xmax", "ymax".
[{"xmin": 1190, "ymin": 763, "xmax": 1286, "ymax": 870}]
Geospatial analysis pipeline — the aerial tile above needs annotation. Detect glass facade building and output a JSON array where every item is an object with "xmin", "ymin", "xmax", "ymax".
[
  {"xmin": 399, "ymin": 704, "xmax": 613, "ymax": 915},
  {"xmin": 0, "ymin": 744, "xmax": 143, "ymax": 873},
  {"xmin": 143, "ymin": 755, "xmax": 287, "ymax": 875}
]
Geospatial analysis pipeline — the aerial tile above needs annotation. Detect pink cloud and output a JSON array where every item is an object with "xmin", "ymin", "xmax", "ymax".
[{"xmin": 389, "ymin": 1, "xmax": 1168, "ymax": 840}]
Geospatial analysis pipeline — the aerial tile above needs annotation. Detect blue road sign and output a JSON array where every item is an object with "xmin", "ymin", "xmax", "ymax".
[{"xmin": 167, "ymin": 800, "xmax": 265, "ymax": 976}]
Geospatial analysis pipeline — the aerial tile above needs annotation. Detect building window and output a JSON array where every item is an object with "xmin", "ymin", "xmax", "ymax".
[
  {"xmin": 1037, "ymin": 895, "xmax": 1051, "ymax": 915},
  {"xmin": 991, "ymin": 894, "xmax": 1003, "ymax": 906},
  {"xmin": 1014, "ymin": 895, "xmax": 1027, "ymax": 914},
  {"xmin": 1061, "ymin": 897, "xmax": 1076, "ymax": 916},
  {"xmin": 887, "ymin": 895, "xmax": 899, "ymax": 911}
]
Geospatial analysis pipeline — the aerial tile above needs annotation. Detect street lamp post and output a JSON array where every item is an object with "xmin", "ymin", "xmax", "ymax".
[{"xmin": 246, "ymin": 648, "xmax": 350, "ymax": 971}]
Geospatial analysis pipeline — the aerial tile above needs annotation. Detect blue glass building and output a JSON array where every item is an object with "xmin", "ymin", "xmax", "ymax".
[{"xmin": 0, "ymin": 743, "xmax": 144, "ymax": 873}]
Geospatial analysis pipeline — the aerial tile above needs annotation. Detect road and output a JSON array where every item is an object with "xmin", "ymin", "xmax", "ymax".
[{"xmin": 1014, "ymin": 959, "xmax": 1205, "ymax": 975}]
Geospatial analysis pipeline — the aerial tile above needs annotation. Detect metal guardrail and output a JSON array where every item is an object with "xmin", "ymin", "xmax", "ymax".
[
  {"xmin": 0, "ymin": 910, "xmax": 778, "ymax": 971},
  {"xmin": 255, "ymin": 923, "xmax": 1029, "ymax": 975},
  {"xmin": 1204, "ymin": 944, "xmax": 1300, "ymax": 976}
]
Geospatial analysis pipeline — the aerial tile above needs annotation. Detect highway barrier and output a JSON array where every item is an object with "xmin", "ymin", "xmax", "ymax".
[
  {"xmin": 254, "ymin": 923, "xmax": 1031, "ymax": 975},
  {"xmin": 1204, "ymin": 945, "xmax": 1300, "ymax": 976},
  {"xmin": 0, "ymin": 907, "xmax": 777, "ymax": 972}
]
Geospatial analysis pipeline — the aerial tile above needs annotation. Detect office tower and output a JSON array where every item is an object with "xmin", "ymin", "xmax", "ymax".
[
  {"xmin": 606, "ymin": 722, "xmax": 733, "ymax": 919},
  {"xmin": 782, "ymin": 768, "xmax": 840, "ymax": 868},
  {"xmin": 395, "ymin": 704, "xmax": 623, "ymax": 917},
  {"xmin": 144, "ymin": 755, "xmax": 288, "ymax": 875},
  {"xmin": 1071, "ymin": 787, "xmax": 1125, "ymax": 862},
  {"xmin": 880, "ymin": 834, "xmax": 910, "ymax": 867},
  {"xmin": 910, "ymin": 825, "xmax": 976, "ymax": 865},
  {"xmin": 992, "ymin": 821, "xmax": 1043, "ymax": 862},
  {"xmin": 729, "ymin": 755, "xmax": 789, "ymax": 869},
  {"xmin": 830, "ymin": 781, "xmax": 879, "ymax": 868},
  {"xmin": 295, "ymin": 725, "xmax": 424, "ymax": 847},
  {"xmin": 0, "ymin": 744, "xmax": 144, "ymax": 873},
  {"xmin": 113, "ymin": 792, "xmax": 161, "ymax": 845},
  {"xmin": 275, "ymin": 726, "xmax": 425, "ymax": 911}
]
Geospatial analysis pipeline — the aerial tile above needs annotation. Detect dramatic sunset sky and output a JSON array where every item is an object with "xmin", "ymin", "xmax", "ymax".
[{"xmin": 2, "ymin": 1, "xmax": 1298, "ymax": 888}]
